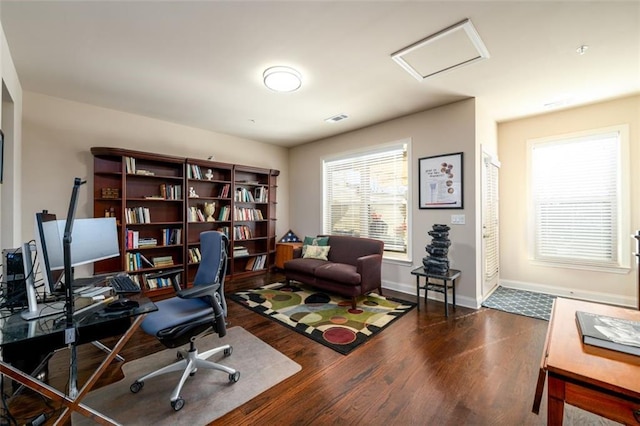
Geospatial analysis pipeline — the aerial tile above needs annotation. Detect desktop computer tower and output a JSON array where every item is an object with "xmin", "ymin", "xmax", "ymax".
[{"xmin": 2, "ymin": 247, "xmax": 28, "ymax": 310}]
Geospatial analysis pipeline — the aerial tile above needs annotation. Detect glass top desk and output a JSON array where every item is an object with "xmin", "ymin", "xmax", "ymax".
[{"xmin": 0, "ymin": 297, "xmax": 157, "ymax": 425}]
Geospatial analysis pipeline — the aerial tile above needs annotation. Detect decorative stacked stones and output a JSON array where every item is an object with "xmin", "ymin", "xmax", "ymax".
[{"xmin": 422, "ymin": 224, "xmax": 451, "ymax": 275}]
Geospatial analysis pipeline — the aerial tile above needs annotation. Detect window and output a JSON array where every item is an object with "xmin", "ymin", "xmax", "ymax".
[
  {"xmin": 323, "ymin": 141, "xmax": 409, "ymax": 259},
  {"xmin": 529, "ymin": 126, "xmax": 630, "ymax": 270}
]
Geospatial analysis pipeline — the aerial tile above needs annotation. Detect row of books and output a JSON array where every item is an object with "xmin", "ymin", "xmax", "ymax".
[
  {"xmin": 127, "ymin": 269, "xmax": 179, "ymax": 290},
  {"xmin": 125, "ymin": 156, "xmax": 155, "ymax": 176},
  {"xmin": 218, "ymin": 183, "xmax": 231, "ymax": 198},
  {"xmin": 188, "ymin": 247, "xmax": 202, "ymax": 264},
  {"xmin": 125, "ymin": 252, "xmax": 154, "ymax": 271},
  {"xmin": 125, "ymin": 228, "xmax": 180, "ymax": 248},
  {"xmin": 162, "ymin": 228, "xmax": 182, "ymax": 245},
  {"xmin": 234, "ymin": 186, "xmax": 268, "ymax": 203},
  {"xmin": 145, "ymin": 274, "xmax": 175, "ymax": 290},
  {"xmin": 245, "ymin": 255, "xmax": 267, "ymax": 271},
  {"xmin": 234, "ymin": 206, "xmax": 264, "ymax": 221},
  {"xmin": 125, "ymin": 207, "xmax": 151, "ymax": 224},
  {"xmin": 188, "ymin": 206, "xmax": 207, "ymax": 222},
  {"xmin": 234, "ymin": 225, "xmax": 253, "ymax": 240},
  {"xmin": 159, "ymin": 183, "xmax": 182, "ymax": 200},
  {"xmin": 218, "ymin": 205, "xmax": 231, "ymax": 221}
]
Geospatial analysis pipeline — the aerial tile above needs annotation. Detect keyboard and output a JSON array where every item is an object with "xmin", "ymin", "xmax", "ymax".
[{"xmin": 109, "ymin": 275, "xmax": 141, "ymax": 294}]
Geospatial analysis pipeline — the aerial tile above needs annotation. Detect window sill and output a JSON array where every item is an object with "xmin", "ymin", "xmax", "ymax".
[{"xmin": 529, "ymin": 259, "xmax": 631, "ymax": 275}]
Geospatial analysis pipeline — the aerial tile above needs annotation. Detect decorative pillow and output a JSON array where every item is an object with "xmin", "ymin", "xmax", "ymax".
[
  {"xmin": 302, "ymin": 245, "xmax": 331, "ymax": 260},
  {"xmin": 301, "ymin": 236, "xmax": 329, "ymax": 256}
]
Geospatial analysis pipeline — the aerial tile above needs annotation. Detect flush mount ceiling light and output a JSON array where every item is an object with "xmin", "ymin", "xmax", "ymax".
[
  {"xmin": 263, "ymin": 66, "xmax": 302, "ymax": 92},
  {"xmin": 391, "ymin": 18, "xmax": 490, "ymax": 81}
]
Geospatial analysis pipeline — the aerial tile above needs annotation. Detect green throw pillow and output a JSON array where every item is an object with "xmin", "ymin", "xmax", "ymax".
[
  {"xmin": 302, "ymin": 245, "xmax": 331, "ymax": 261},
  {"xmin": 301, "ymin": 235, "xmax": 329, "ymax": 256}
]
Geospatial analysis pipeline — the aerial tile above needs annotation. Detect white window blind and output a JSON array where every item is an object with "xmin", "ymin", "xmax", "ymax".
[
  {"xmin": 323, "ymin": 143, "xmax": 408, "ymax": 255},
  {"xmin": 483, "ymin": 157, "xmax": 499, "ymax": 280},
  {"xmin": 531, "ymin": 130, "xmax": 622, "ymax": 267}
]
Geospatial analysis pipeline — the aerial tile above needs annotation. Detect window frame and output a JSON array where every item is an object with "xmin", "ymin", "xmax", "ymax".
[
  {"xmin": 526, "ymin": 125, "xmax": 631, "ymax": 273},
  {"xmin": 322, "ymin": 139, "xmax": 412, "ymax": 261}
]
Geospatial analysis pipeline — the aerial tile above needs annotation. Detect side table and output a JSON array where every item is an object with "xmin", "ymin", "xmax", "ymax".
[
  {"xmin": 275, "ymin": 242, "xmax": 303, "ymax": 269},
  {"xmin": 410, "ymin": 267, "xmax": 461, "ymax": 317}
]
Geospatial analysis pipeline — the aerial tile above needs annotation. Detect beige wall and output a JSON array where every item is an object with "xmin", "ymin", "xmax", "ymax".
[
  {"xmin": 498, "ymin": 95, "xmax": 640, "ymax": 307},
  {"xmin": 290, "ymin": 99, "xmax": 481, "ymax": 307},
  {"xmin": 20, "ymin": 91, "xmax": 289, "ymax": 262},
  {"xmin": 0, "ymin": 21, "xmax": 23, "ymax": 249}
]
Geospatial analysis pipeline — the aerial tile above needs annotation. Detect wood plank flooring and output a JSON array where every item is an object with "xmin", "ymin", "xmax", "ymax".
[{"xmin": 5, "ymin": 272, "xmax": 553, "ymax": 425}]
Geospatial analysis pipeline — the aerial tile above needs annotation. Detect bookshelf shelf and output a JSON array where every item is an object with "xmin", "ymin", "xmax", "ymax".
[{"xmin": 92, "ymin": 148, "xmax": 279, "ymax": 296}]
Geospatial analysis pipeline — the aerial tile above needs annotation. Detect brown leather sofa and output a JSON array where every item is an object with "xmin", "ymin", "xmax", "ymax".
[{"xmin": 283, "ymin": 235, "xmax": 384, "ymax": 309}]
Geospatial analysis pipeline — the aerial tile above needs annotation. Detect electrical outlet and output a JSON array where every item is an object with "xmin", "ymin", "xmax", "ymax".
[
  {"xmin": 65, "ymin": 327, "xmax": 75, "ymax": 344},
  {"xmin": 451, "ymin": 214, "xmax": 465, "ymax": 225}
]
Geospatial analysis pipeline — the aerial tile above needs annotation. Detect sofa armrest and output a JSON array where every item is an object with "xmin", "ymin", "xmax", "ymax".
[
  {"xmin": 356, "ymin": 253, "xmax": 383, "ymax": 291},
  {"xmin": 292, "ymin": 246, "xmax": 303, "ymax": 258}
]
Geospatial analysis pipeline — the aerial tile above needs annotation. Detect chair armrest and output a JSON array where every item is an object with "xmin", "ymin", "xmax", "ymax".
[{"xmin": 176, "ymin": 283, "xmax": 221, "ymax": 300}]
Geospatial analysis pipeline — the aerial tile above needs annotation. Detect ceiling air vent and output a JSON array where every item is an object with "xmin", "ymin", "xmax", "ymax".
[{"xmin": 325, "ymin": 113, "xmax": 349, "ymax": 123}]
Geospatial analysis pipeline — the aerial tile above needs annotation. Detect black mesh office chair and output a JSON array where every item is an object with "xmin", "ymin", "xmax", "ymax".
[{"xmin": 129, "ymin": 231, "xmax": 240, "ymax": 411}]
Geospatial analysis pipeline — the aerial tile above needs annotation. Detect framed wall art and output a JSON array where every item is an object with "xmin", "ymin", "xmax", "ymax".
[{"xmin": 419, "ymin": 152, "xmax": 463, "ymax": 209}]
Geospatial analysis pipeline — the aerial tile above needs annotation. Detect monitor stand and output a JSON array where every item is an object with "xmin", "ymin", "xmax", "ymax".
[
  {"xmin": 20, "ymin": 301, "xmax": 65, "ymax": 321},
  {"xmin": 20, "ymin": 242, "xmax": 66, "ymax": 321}
]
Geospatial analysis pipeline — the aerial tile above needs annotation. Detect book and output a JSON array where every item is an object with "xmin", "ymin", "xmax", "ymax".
[{"xmin": 575, "ymin": 310, "xmax": 640, "ymax": 356}]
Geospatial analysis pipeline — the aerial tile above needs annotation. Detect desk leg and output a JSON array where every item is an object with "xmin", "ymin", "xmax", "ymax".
[
  {"xmin": 55, "ymin": 314, "xmax": 147, "ymax": 426},
  {"xmin": 547, "ymin": 374, "xmax": 566, "ymax": 426}
]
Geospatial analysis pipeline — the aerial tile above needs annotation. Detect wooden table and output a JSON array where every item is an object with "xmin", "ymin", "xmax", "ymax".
[
  {"xmin": 410, "ymin": 267, "xmax": 461, "ymax": 317},
  {"xmin": 275, "ymin": 242, "xmax": 303, "ymax": 269},
  {"xmin": 533, "ymin": 298, "xmax": 640, "ymax": 425}
]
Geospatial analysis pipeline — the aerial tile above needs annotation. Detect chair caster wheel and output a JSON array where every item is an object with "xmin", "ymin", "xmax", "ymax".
[
  {"xmin": 130, "ymin": 381, "xmax": 144, "ymax": 393},
  {"xmin": 229, "ymin": 371, "xmax": 240, "ymax": 383},
  {"xmin": 171, "ymin": 398, "xmax": 185, "ymax": 411},
  {"xmin": 224, "ymin": 346, "xmax": 233, "ymax": 357}
]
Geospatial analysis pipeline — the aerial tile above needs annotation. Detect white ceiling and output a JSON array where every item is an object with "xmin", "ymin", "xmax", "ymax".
[{"xmin": 1, "ymin": 1, "xmax": 638, "ymax": 148}]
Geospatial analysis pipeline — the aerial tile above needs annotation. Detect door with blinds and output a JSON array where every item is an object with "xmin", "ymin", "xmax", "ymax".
[{"xmin": 482, "ymin": 152, "xmax": 500, "ymax": 298}]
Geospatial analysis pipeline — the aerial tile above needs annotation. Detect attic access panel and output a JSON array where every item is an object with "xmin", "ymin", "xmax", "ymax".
[{"xmin": 391, "ymin": 19, "xmax": 490, "ymax": 81}]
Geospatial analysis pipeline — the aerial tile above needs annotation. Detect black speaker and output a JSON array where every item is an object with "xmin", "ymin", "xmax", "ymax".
[{"xmin": 2, "ymin": 248, "xmax": 28, "ymax": 309}]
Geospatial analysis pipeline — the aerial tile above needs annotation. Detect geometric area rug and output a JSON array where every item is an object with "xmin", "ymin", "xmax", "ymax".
[
  {"xmin": 482, "ymin": 286, "xmax": 556, "ymax": 321},
  {"xmin": 230, "ymin": 282, "xmax": 416, "ymax": 355},
  {"xmin": 72, "ymin": 327, "xmax": 301, "ymax": 425}
]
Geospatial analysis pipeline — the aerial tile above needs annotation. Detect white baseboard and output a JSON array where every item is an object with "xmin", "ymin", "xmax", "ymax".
[
  {"xmin": 382, "ymin": 280, "xmax": 478, "ymax": 310},
  {"xmin": 498, "ymin": 279, "xmax": 637, "ymax": 308}
]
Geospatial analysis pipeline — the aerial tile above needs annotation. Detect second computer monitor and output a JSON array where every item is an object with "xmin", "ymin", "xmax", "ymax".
[{"xmin": 34, "ymin": 212, "xmax": 120, "ymax": 295}]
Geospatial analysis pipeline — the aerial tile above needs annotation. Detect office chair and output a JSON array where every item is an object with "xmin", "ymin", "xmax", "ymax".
[{"xmin": 129, "ymin": 231, "xmax": 240, "ymax": 411}]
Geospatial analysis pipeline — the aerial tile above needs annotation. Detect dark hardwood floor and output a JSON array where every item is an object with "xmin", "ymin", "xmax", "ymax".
[{"xmin": 5, "ymin": 272, "xmax": 552, "ymax": 425}]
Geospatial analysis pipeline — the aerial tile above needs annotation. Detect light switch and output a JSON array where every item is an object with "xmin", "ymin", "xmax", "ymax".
[{"xmin": 451, "ymin": 214, "xmax": 465, "ymax": 225}]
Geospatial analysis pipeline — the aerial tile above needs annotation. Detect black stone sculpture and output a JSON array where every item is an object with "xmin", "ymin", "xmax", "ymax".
[{"xmin": 422, "ymin": 224, "xmax": 451, "ymax": 275}]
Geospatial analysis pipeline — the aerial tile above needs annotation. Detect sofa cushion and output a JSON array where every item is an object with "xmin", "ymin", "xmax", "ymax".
[
  {"xmin": 284, "ymin": 257, "xmax": 328, "ymax": 275},
  {"xmin": 303, "ymin": 245, "xmax": 331, "ymax": 260},
  {"xmin": 301, "ymin": 235, "xmax": 329, "ymax": 256},
  {"xmin": 314, "ymin": 262, "xmax": 361, "ymax": 286}
]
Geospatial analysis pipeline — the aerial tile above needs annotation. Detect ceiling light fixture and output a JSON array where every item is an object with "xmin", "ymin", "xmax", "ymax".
[{"xmin": 263, "ymin": 66, "xmax": 302, "ymax": 92}]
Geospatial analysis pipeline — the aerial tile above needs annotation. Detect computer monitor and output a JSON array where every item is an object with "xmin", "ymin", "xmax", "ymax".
[
  {"xmin": 34, "ymin": 212, "xmax": 120, "ymax": 296},
  {"xmin": 34, "ymin": 212, "xmax": 63, "ymax": 297}
]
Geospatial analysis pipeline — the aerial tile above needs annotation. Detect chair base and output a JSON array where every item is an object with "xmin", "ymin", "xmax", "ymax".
[{"xmin": 131, "ymin": 342, "xmax": 240, "ymax": 410}]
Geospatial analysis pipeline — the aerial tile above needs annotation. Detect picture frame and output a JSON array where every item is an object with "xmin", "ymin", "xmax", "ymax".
[{"xmin": 419, "ymin": 152, "xmax": 463, "ymax": 209}]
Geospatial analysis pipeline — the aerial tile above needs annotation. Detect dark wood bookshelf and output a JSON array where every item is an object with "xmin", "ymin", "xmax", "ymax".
[{"xmin": 91, "ymin": 147, "xmax": 279, "ymax": 297}]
